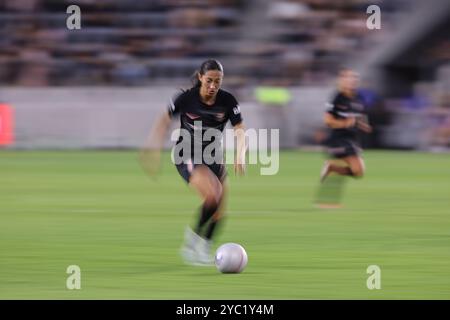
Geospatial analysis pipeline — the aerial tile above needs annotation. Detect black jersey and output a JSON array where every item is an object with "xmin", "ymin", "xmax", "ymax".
[
  {"xmin": 326, "ymin": 91, "xmax": 367, "ymax": 141},
  {"xmin": 167, "ymin": 86, "xmax": 242, "ymax": 162}
]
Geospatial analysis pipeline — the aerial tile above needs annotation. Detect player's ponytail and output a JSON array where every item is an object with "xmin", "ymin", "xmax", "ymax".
[
  {"xmin": 191, "ymin": 70, "xmax": 201, "ymax": 88},
  {"xmin": 191, "ymin": 59, "xmax": 224, "ymax": 88}
]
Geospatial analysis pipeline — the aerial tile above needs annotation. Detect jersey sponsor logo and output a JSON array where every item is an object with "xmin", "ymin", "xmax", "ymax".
[
  {"xmin": 215, "ymin": 112, "xmax": 226, "ymax": 121},
  {"xmin": 186, "ymin": 112, "xmax": 201, "ymax": 120},
  {"xmin": 233, "ymin": 106, "xmax": 241, "ymax": 115}
]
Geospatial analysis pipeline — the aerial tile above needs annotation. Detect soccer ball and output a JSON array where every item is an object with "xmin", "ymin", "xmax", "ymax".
[{"xmin": 215, "ymin": 243, "xmax": 248, "ymax": 273}]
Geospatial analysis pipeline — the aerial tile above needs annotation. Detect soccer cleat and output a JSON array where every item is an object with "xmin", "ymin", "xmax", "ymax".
[
  {"xmin": 180, "ymin": 226, "xmax": 214, "ymax": 266},
  {"xmin": 180, "ymin": 226, "xmax": 201, "ymax": 265},
  {"xmin": 180, "ymin": 245, "xmax": 197, "ymax": 265},
  {"xmin": 195, "ymin": 238, "xmax": 214, "ymax": 266},
  {"xmin": 320, "ymin": 161, "xmax": 331, "ymax": 183}
]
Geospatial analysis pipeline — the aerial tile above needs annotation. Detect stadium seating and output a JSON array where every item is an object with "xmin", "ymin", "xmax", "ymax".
[{"xmin": 0, "ymin": 0, "xmax": 400, "ymax": 86}]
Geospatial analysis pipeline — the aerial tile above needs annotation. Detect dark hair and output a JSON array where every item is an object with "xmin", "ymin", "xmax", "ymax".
[{"xmin": 191, "ymin": 59, "xmax": 224, "ymax": 88}]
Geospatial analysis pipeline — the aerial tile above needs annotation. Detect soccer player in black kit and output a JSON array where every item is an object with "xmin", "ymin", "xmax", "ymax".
[
  {"xmin": 318, "ymin": 69, "xmax": 372, "ymax": 208},
  {"xmin": 140, "ymin": 60, "xmax": 246, "ymax": 265}
]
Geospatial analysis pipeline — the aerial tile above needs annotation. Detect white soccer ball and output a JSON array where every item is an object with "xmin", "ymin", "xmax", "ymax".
[{"xmin": 215, "ymin": 243, "xmax": 248, "ymax": 273}]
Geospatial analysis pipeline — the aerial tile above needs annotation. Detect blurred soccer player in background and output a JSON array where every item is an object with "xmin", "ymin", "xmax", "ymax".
[
  {"xmin": 316, "ymin": 69, "xmax": 372, "ymax": 208},
  {"xmin": 140, "ymin": 59, "xmax": 246, "ymax": 265}
]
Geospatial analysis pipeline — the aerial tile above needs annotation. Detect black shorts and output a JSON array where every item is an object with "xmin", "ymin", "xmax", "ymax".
[
  {"xmin": 175, "ymin": 160, "xmax": 227, "ymax": 184},
  {"xmin": 325, "ymin": 138, "xmax": 362, "ymax": 159}
]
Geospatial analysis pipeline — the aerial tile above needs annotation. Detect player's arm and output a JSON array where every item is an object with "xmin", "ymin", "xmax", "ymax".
[
  {"xmin": 233, "ymin": 121, "xmax": 246, "ymax": 176},
  {"xmin": 324, "ymin": 112, "xmax": 372, "ymax": 132},
  {"xmin": 324, "ymin": 112, "xmax": 356, "ymax": 129},
  {"xmin": 144, "ymin": 111, "xmax": 172, "ymax": 150},
  {"xmin": 355, "ymin": 114, "xmax": 372, "ymax": 133},
  {"xmin": 139, "ymin": 111, "xmax": 172, "ymax": 178},
  {"xmin": 140, "ymin": 90, "xmax": 184, "ymax": 177}
]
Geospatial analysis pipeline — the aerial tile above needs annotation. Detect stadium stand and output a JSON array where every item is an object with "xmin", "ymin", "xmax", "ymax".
[{"xmin": 0, "ymin": 0, "xmax": 403, "ymax": 86}]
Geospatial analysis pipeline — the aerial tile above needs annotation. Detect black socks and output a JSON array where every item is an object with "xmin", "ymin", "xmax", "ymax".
[{"xmin": 195, "ymin": 202, "xmax": 219, "ymax": 235}]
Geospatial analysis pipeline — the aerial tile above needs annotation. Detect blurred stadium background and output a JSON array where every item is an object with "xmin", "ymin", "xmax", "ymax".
[
  {"xmin": 0, "ymin": 0, "xmax": 449, "ymax": 149},
  {"xmin": 0, "ymin": 0, "xmax": 449, "ymax": 299}
]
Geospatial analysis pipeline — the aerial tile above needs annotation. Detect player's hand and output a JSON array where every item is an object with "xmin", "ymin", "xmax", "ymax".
[
  {"xmin": 138, "ymin": 148, "xmax": 161, "ymax": 179},
  {"xmin": 345, "ymin": 117, "xmax": 356, "ymax": 128},
  {"xmin": 356, "ymin": 120, "xmax": 373, "ymax": 133}
]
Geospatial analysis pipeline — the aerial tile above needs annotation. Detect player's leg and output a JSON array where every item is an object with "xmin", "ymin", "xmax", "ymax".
[
  {"xmin": 190, "ymin": 165, "xmax": 223, "ymax": 235},
  {"xmin": 183, "ymin": 165, "xmax": 223, "ymax": 265},
  {"xmin": 317, "ymin": 142, "xmax": 363, "ymax": 208},
  {"xmin": 323, "ymin": 161, "xmax": 352, "ymax": 178},
  {"xmin": 204, "ymin": 179, "xmax": 227, "ymax": 241},
  {"xmin": 341, "ymin": 155, "xmax": 365, "ymax": 178},
  {"xmin": 321, "ymin": 141, "xmax": 362, "ymax": 181},
  {"xmin": 320, "ymin": 159, "xmax": 351, "ymax": 182},
  {"xmin": 321, "ymin": 156, "xmax": 364, "ymax": 180},
  {"xmin": 317, "ymin": 158, "xmax": 347, "ymax": 208}
]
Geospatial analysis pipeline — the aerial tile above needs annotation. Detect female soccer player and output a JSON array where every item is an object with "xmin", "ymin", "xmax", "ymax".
[
  {"xmin": 318, "ymin": 69, "xmax": 372, "ymax": 206},
  {"xmin": 140, "ymin": 59, "xmax": 246, "ymax": 266}
]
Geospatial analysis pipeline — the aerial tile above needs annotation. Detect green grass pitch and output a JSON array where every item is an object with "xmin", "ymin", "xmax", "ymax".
[{"xmin": 0, "ymin": 150, "xmax": 449, "ymax": 299}]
